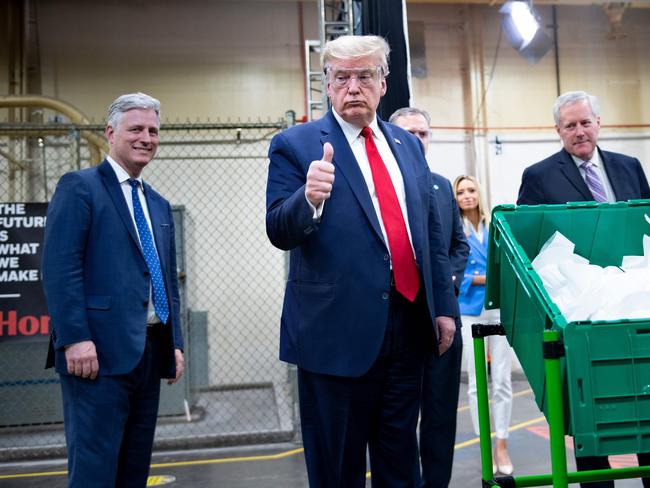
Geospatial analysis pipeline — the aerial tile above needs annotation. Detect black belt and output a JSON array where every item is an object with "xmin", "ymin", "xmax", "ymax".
[{"xmin": 146, "ymin": 323, "xmax": 165, "ymax": 336}]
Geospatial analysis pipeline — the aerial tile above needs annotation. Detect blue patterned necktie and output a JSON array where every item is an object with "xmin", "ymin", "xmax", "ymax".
[
  {"xmin": 128, "ymin": 179, "xmax": 169, "ymax": 324},
  {"xmin": 581, "ymin": 161, "xmax": 608, "ymax": 202}
]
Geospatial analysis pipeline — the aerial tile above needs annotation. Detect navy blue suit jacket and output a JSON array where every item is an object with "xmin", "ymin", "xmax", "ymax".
[
  {"xmin": 431, "ymin": 173, "xmax": 469, "ymax": 292},
  {"xmin": 266, "ymin": 111, "xmax": 457, "ymax": 378},
  {"xmin": 42, "ymin": 160, "xmax": 183, "ymax": 377},
  {"xmin": 517, "ymin": 147, "xmax": 650, "ymax": 205}
]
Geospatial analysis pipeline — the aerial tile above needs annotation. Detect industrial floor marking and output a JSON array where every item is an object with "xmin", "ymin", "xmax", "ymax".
[{"xmin": 0, "ymin": 388, "xmax": 538, "ymax": 482}]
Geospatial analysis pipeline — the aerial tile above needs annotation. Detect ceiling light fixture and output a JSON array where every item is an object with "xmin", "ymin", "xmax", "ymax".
[{"xmin": 499, "ymin": 0, "xmax": 553, "ymax": 64}]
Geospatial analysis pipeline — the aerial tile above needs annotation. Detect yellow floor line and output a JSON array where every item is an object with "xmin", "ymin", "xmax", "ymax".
[
  {"xmin": 0, "ymin": 388, "xmax": 538, "ymax": 480},
  {"xmin": 364, "ymin": 409, "xmax": 545, "ymax": 481},
  {"xmin": 457, "ymin": 387, "xmax": 533, "ymax": 413},
  {"xmin": 454, "ymin": 415, "xmax": 546, "ymax": 449},
  {"xmin": 149, "ymin": 447, "xmax": 305, "ymax": 468},
  {"xmin": 0, "ymin": 448, "xmax": 306, "ymax": 480},
  {"xmin": 0, "ymin": 469, "xmax": 68, "ymax": 480}
]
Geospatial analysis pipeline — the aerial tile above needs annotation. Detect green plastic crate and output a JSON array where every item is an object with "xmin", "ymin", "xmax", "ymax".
[{"xmin": 486, "ymin": 200, "xmax": 650, "ymax": 458}]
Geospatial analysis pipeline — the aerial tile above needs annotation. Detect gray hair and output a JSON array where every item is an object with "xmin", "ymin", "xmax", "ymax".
[
  {"xmin": 107, "ymin": 92, "xmax": 161, "ymax": 128},
  {"xmin": 553, "ymin": 91, "xmax": 599, "ymax": 125},
  {"xmin": 321, "ymin": 35, "xmax": 390, "ymax": 77},
  {"xmin": 389, "ymin": 107, "xmax": 431, "ymax": 125}
]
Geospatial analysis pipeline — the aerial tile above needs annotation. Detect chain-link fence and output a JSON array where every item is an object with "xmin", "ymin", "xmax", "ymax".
[{"xmin": 0, "ymin": 116, "xmax": 298, "ymax": 460}]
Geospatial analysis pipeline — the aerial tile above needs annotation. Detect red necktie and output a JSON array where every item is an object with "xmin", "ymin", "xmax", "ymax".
[{"xmin": 361, "ymin": 126, "xmax": 420, "ymax": 302}]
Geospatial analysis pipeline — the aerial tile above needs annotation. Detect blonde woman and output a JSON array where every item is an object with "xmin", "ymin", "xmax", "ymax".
[{"xmin": 454, "ymin": 175, "xmax": 513, "ymax": 476}]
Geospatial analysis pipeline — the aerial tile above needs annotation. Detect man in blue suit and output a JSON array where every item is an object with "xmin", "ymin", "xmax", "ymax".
[
  {"xmin": 266, "ymin": 35, "xmax": 458, "ymax": 487},
  {"xmin": 391, "ymin": 107, "xmax": 469, "ymax": 488},
  {"xmin": 517, "ymin": 90, "xmax": 650, "ymax": 488},
  {"xmin": 42, "ymin": 92, "xmax": 184, "ymax": 488}
]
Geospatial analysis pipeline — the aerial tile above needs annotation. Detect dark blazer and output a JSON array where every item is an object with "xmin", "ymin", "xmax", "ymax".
[
  {"xmin": 266, "ymin": 111, "xmax": 457, "ymax": 378},
  {"xmin": 517, "ymin": 147, "xmax": 650, "ymax": 205},
  {"xmin": 417, "ymin": 173, "xmax": 468, "ymax": 487},
  {"xmin": 42, "ymin": 160, "xmax": 183, "ymax": 378},
  {"xmin": 431, "ymin": 173, "xmax": 469, "ymax": 291}
]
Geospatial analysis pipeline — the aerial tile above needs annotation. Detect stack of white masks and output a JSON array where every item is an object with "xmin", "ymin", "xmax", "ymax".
[{"xmin": 531, "ymin": 231, "xmax": 650, "ymax": 322}]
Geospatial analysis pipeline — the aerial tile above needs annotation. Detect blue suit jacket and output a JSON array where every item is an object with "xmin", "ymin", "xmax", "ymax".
[
  {"xmin": 431, "ymin": 173, "xmax": 469, "ymax": 292},
  {"xmin": 458, "ymin": 228, "xmax": 488, "ymax": 316},
  {"xmin": 266, "ymin": 111, "xmax": 457, "ymax": 378},
  {"xmin": 42, "ymin": 160, "xmax": 183, "ymax": 377},
  {"xmin": 517, "ymin": 147, "xmax": 650, "ymax": 205}
]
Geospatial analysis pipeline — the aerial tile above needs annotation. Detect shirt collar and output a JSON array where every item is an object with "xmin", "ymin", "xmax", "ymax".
[
  {"xmin": 106, "ymin": 156, "xmax": 144, "ymax": 187},
  {"xmin": 332, "ymin": 109, "xmax": 380, "ymax": 144},
  {"xmin": 571, "ymin": 147, "xmax": 601, "ymax": 169}
]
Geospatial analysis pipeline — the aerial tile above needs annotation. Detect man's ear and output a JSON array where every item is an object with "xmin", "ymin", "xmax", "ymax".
[{"xmin": 105, "ymin": 125, "xmax": 114, "ymax": 145}]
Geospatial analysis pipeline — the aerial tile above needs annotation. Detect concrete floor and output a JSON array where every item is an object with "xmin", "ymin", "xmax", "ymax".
[{"xmin": 0, "ymin": 378, "xmax": 646, "ymax": 487}]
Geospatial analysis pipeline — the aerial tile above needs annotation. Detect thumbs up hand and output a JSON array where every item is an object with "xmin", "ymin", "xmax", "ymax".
[{"xmin": 305, "ymin": 142, "xmax": 336, "ymax": 207}]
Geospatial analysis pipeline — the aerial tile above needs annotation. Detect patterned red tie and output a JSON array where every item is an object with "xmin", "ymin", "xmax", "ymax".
[{"xmin": 361, "ymin": 126, "xmax": 420, "ymax": 302}]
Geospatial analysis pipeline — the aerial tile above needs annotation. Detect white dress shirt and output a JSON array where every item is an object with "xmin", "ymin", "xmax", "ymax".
[
  {"xmin": 331, "ymin": 109, "xmax": 415, "ymax": 257},
  {"xmin": 571, "ymin": 150, "xmax": 616, "ymax": 202},
  {"xmin": 107, "ymin": 156, "xmax": 161, "ymax": 324}
]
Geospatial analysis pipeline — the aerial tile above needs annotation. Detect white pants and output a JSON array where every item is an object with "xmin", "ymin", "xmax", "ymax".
[{"xmin": 461, "ymin": 308, "xmax": 513, "ymax": 439}]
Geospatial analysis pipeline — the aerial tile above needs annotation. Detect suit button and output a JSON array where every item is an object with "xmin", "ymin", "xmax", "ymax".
[
  {"xmin": 474, "ymin": 270, "xmax": 479, "ymax": 275},
  {"xmin": 383, "ymin": 254, "xmax": 389, "ymax": 261},
  {"xmin": 471, "ymin": 260, "xmax": 476, "ymax": 264},
  {"xmin": 143, "ymin": 301, "xmax": 148, "ymax": 307},
  {"xmin": 382, "ymin": 292, "xmax": 389, "ymax": 300},
  {"xmin": 144, "ymin": 270, "xmax": 150, "ymax": 276}
]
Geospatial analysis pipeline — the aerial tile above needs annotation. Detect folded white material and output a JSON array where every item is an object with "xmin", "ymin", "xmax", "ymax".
[
  {"xmin": 621, "ymin": 234, "xmax": 650, "ymax": 270},
  {"xmin": 531, "ymin": 231, "xmax": 650, "ymax": 321}
]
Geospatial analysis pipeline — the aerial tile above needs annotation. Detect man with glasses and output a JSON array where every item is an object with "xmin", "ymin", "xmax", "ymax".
[
  {"xmin": 266, "ymin": 35, "xmax": 458, "ymax": 487},
  {"xmin": 391, "ymin": 107, "xmax": 469, "ymax": 487}
]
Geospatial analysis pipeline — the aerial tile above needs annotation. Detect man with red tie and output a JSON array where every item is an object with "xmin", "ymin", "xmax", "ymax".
[{"xmin": 265, "ymin": 35, "xmax": 458, "ymax": 487}]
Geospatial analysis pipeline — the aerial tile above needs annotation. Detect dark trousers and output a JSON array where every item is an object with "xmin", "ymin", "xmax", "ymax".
[
  {"xmin": 60, "ymin": 331, "xmax": 163, "ymax": 488},
  {"xmin": 576, "ymin": 453, "xmax": 650, "ymax": 488},
  {"xmin": 298, "ymin": 288, "xmax": 429, "ymax": 488},
  {"xmin": 419, "ymin": 325, "xmax": 463, "ymax": 488}
]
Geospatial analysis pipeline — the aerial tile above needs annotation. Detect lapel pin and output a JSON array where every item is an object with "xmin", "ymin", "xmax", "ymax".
[
  {"xmin": 433, "ymin": 184, "xmax": 439, "ymax": 190},
  {"xmin": 394, "ymin": 138, "xmax": 401, "ymax": 145}
]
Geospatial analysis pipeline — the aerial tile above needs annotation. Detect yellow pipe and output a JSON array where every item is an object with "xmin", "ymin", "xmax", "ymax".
[
  {"xmin": 0, "ymin": 148, "xmax": 26, "ymax": 171},
  {"xmin": 0, "ymin": 95, "xmax": 108, "ymax": 164},
  {"xmin": 0, "ymin": 148, "xmax": 25, "ymax": 201}
]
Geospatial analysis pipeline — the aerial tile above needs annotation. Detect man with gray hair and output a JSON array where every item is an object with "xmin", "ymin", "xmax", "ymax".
[
  {"xmin": 518, "ymin": 93, "xmax": 650, "ymax": 486},
  {"xmin": 389, "ymin": 107, "xmax": 433, "ymax": 154},
  {"xmin": 43, "ymin": 92, "xmax": 184, "ymax": 487},
  {"xmin": 391, "ymin": 106, "xmax": 468, "ymax": 487},
  {"xmin": 266, "ymin": 36, "xmax": 457, "ymax": 486},
  {"xmin": 518, "ymin": 90, "xmax": 650, "ymax": 205}
]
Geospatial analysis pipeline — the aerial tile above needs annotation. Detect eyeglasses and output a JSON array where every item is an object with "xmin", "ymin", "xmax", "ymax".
[{"xmin": 328, "ymin": 66, "xmax": 384, "ymax": 88}]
